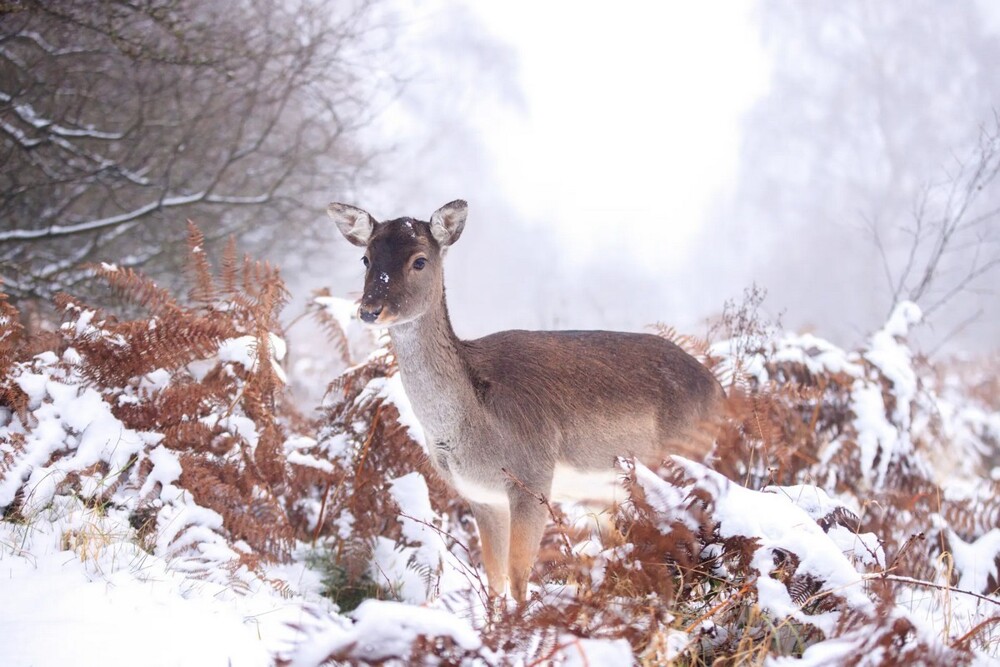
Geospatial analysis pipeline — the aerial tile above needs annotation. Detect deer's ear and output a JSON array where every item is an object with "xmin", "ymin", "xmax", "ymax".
[
  {"xmin": 429, "ymin": 199, "xmax": 467, "ymax": 247},
  {"xmin": 327, "ymin": 203, "xmax": 375, "ymax": 247}
]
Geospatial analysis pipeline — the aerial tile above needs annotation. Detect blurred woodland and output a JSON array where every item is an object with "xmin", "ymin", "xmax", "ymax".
[{"xmin": 0, "ymin": 0, "xmax": 379, "ymax": 316}]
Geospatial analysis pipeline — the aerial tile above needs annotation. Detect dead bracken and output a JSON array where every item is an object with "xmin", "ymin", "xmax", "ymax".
[{"xmin": 0, "ymin": 229, "xmax": 998, "ymax": 665}]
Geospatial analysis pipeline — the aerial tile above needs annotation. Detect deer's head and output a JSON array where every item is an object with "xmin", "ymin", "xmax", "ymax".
[{"xmin": 327, "ymin": 200, "xmax": 467, "ymax": 326}]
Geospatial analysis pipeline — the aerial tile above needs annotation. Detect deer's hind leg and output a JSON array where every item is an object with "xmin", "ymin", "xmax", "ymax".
[{"xmin": 470, "ymin": 502, "xmax": 510, "ymax": 597}]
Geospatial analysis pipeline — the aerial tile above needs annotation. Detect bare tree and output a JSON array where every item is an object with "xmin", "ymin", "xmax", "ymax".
[
  {"xmin": 696, "ymin": 0, "xmax": 1000, "ymax": 350},
  {"xmin": 871, "ymin": 116, "xmax": 1000, "ymax": 337},
  {"xmin": 0, "ymin": 0, "xmax": 384, "ymax": 307}
]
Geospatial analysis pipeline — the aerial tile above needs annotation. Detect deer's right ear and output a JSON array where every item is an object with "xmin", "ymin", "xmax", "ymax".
[
  {"xmin": 430, "ymin": 199, "xmax": 468, "ymax": 247},
  {"xmin": 327, "ymin": 203, "xmax": 375, "ymax": 247}
]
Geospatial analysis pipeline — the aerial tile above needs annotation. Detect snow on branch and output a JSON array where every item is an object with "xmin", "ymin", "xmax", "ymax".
[{"xmin": 0, "ymin": 191, "xmax": 272, "ymax": 242}]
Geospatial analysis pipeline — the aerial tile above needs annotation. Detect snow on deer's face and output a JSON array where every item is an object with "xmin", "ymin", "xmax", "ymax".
[{"xmin": 328, "ymin": 200, "xmax": 467, "ymax": 327}]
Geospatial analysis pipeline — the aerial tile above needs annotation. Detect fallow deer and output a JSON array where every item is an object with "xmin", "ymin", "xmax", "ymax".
[{"xmin": 328, "ymin": 199, "xmax": 723, "ymax": 602}]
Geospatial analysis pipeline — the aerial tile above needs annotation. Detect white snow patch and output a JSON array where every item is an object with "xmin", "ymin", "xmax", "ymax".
[
  {"xmin": 217, "ymin": 333, "xmax": 287, "ymax": 384},
  {"xmin": 948, "ymin": 528, "xmax": 1000, "ymax": 595},
  {"xmin": 0, "ymin": 498, "xmax": 341, "ymax": 667},
  {"xmin": 287, "ymin": 451, "xmax": 335, "ymax": 473},
  {"xmin": 559, "ymin": 637, "xmax": 634, "ymax": 666},
  {"xmin": 288, "ymin": 599, "xmax": 479, "ymax": 665},
  {"xmin": 360, "ymin": 372, "xmax": 426, "ymax": 448},
  {"xmin": 673, "ymin": 457, "xmax": 874, "ymax": 623}
]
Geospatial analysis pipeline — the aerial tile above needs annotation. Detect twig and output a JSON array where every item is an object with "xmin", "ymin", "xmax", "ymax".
[
  {"xmin": 951, "ymin": 615, "xmax": 1000, "ymax": 650},
  {"xmin": 397, "ymin": 511, "xmax": 490, "ymax": 608},
  {"xmin": 863, "ymin": 572, "xmax": 1000, "ymax": 608},
  {"xmin": 355, "ymin": 403, "xmax": 383, "ymax": 475},
  {"xmin": 887, "ymin": 532, "xmax": 926, "ymax": 573},
  {"xmin": 683, "ymin": 578, "xmax": 758, "ymax": 633},
  {"xmin": 310, "ymin": 480, "xmax": 332, "ymax": 547},
  {"xmin": 500, "ymin": 467, "xmax": 575, "ymax": 556}
]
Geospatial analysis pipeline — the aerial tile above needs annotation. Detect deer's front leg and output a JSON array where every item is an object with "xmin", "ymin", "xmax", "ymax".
[
  {"xmin": 469, "ymin": 502, "xmax": 510, "ymax": 597},
  {"xmin": 507, "ymin": 487, "xmax": 550, "ymax": 604}
]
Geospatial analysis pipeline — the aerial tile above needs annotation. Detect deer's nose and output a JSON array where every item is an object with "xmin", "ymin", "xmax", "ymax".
[{"xmin": 358, "ymin": 303, "xmax": 383, "ymax": 323}]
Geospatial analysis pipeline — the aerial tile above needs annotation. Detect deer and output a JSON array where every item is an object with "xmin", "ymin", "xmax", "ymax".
[{"xmin": 328, "ymin": 199, "xmax": 723, "ymax": 603}]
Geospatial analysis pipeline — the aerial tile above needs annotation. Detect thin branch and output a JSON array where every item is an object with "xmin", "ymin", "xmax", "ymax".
[
  {"xmin": 0, "ymin": 190, "xmax": 272, "ymax": 243},
  {"xmin": 863, "ymin": 572, "xmax": 1000, "ymax": 608}
]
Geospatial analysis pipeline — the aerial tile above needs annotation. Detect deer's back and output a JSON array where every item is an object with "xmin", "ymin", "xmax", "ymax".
[{"xmin": 460, "ymin": 329, "xmax": 722, "ymax": 469}]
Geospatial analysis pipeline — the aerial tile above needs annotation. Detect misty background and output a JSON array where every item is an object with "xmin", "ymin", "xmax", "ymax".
[
  {"xmin": 317, "ymin": 0, "xmax": 1000, "ymax": 354},
  {"xmin": 2, "ymin": 0, "xmax": 998, "ymax": 357}
]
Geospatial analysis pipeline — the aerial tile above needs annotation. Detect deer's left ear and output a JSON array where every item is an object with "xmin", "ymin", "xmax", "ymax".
[
  {"xmin": 429, "ymin": 199, "xmax": 467, "ymax": 247},
  {"xmin": 328, "ymin": 203, "xmax": 376, "ymax": 247}
]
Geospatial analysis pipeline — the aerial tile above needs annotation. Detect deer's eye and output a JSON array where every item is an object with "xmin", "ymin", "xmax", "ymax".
[
  {"xmin": 361, "ymin": 256, "xmax": 369, "ymax": 268},
  {"xmin": 413, "ymin": 257, "xmax": 427, "ymax": 270}
]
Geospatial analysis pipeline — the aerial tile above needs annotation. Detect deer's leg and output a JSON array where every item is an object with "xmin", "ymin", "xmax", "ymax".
[
  {"xmin": 470, "ymin": 502, "xmax": 510, "ymax": 597},
  {"xmin": 507, "ymin": 488, "xmax": 549, "ymax": 604}
]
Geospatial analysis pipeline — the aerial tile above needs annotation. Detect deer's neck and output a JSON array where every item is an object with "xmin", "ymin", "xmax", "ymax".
[{"xmin": 388, "ymin": 295, "xmax": 476, "ymax": 436}]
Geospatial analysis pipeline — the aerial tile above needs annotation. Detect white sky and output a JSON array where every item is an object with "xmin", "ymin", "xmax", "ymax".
[{"xmin": 464, "ymin": 1, "xmax": 769, "ymax": 269}]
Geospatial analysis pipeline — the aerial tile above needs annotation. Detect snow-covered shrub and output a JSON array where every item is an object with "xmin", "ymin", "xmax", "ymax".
[
  {"xmin": 3, "ymin": 246, "xmax": 998, "ymax": 664},
  {"xmin": 1, "ymin": 225, "xmax": 309, "ymax": 570},
  {"xmin": 279, "ymin": 294, "xmax": 999, "ymax": 665},
  {"xmin": 302, "ymin": 349, "xmax": 475, "ymax": 606}
]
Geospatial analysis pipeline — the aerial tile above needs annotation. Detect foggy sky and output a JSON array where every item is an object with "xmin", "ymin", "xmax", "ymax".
[{"xmin": 305, "ymin": 0, "xmax": 1000, "ymax": 356}]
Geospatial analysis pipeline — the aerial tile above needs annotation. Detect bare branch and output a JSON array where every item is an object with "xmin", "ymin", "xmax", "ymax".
[
  {"xmin": 0, "ymin": 0, "xmax": 383, "ymax": 305},
  {"xmin": 0, "ymin": 190, "xmax": 277, "ymax": 242},
  {"xmin": 873, "ymin": 115, "xmax": 1000, "ymax": 330}
]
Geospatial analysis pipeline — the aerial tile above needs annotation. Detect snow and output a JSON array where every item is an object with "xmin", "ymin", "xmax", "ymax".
[
  {"xmin": 370, "ymin": 472, "xmax": 474, "ymax": 603},
  {"xmin": 217, "ymin": 335, "xmax": 259, "ymax": 369},
  {"xmin": 287, "ymin": 450, "xmax": 336, "ymax": 473},
  {"xmin": 350, "ymin": 370, "xmax": 427, "ymax": 447},
  {"xmin": 201, "ymin": 412, "xmax": 260, "ymax": 448},
  {"xmin": 631, "ymin": 457, "xmax": 698, "ymax": 531},
  {"xmin": 559, "ymin": 637, "xmax": 634, "ymax": 666},
  {"xmin": 865, "ymin": 302, "xmax": 920, "ymax": 420},
  {"xmin": 287, "ymin": 599, "xmax": 480, "ymax": 666},
  {"xmin": 948, "ymin": 529, "xmax": 1000, "ymax": 596},
  {"xmin": 217, "ymin": 333, "xmax": 288, "ymax": 384},
  {"xmin": 771, "ymin": 333, "xmax": 864, "ymax": 377},
  {"xmin": 768, "ymin": 629, "xmax": 875, "ymax": 667},
  {"xmin": 709, "ymin": 336, "xmax": 770, "ymax": 386},
  {"xmin": 672, "ymin": 458, "xmax": 875, "ymax": 620},
  {"xmin": 0, "ymin": 498, "xmax": 341, "ymax": 667},
  {"xmin": 2, "ymin": 361, "xmax": 156, "ymax": 513},
  {"xmin": 314, "ymin": 295, "xmax": 358, "ymax": 334},
  {"xmin": 764, "ymin": 483, "xmax": 859, "ymax": 519},
  {"xmin": 882, "ymin": 300, "xmax": 922, "ymax": 338},
  {"xmin": 851, "ymin": 380, "xmax": 905, "ymax": 488},
  {"xmin": 2, "ymin": 285, "xmax": 997, "ymax": 665},
  {"xmin": 138, "ymin": 444, "xmax": 183, "ymax": 498}
]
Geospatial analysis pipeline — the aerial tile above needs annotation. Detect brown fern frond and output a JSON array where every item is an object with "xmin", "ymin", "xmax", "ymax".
[
  {"xmin": 649, "ymin": 322, "xmax": 711, "ymax": 359},
  {"xmin": 0, "ymin": 282, "xmax": 28, "ymax": 420},
  {"xmin": 161, "ymin": 421, "xmax": 232, "ymax": 455},
  {"xmin": 254, "ymin": 424, "xmax": 288, "ymax": 490},
  {"xmin": 186, "ymin": 220, "xmax": 216, "ymax": 307},
  {"xmin": 942, "ymin": 484, "xmax": 1000, "ymax": 541},
  {"xmin": 178, "ymin": 455, "xmax": 294, "ymax": 558},
  {"xmin": 77, "ymin": 265, "xmax": 182, "ymax": 318},
  {"xmin": 220, "ymin": 236, "xmax": 239, "ymax": 297},
  {"xmin": 60, "ymin": 303, "xmax": 236, "ymax": 387},
  {"xmin": 310, "ymin": 289, "xmax": 352, "ymax": 367},
  {"xmin": 0, "ymin": 432, "xmax": 28, "ymax": 481},
  {"xmin": 0, "ymin": 280, "xmax": 23, "ymax": 374}
]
